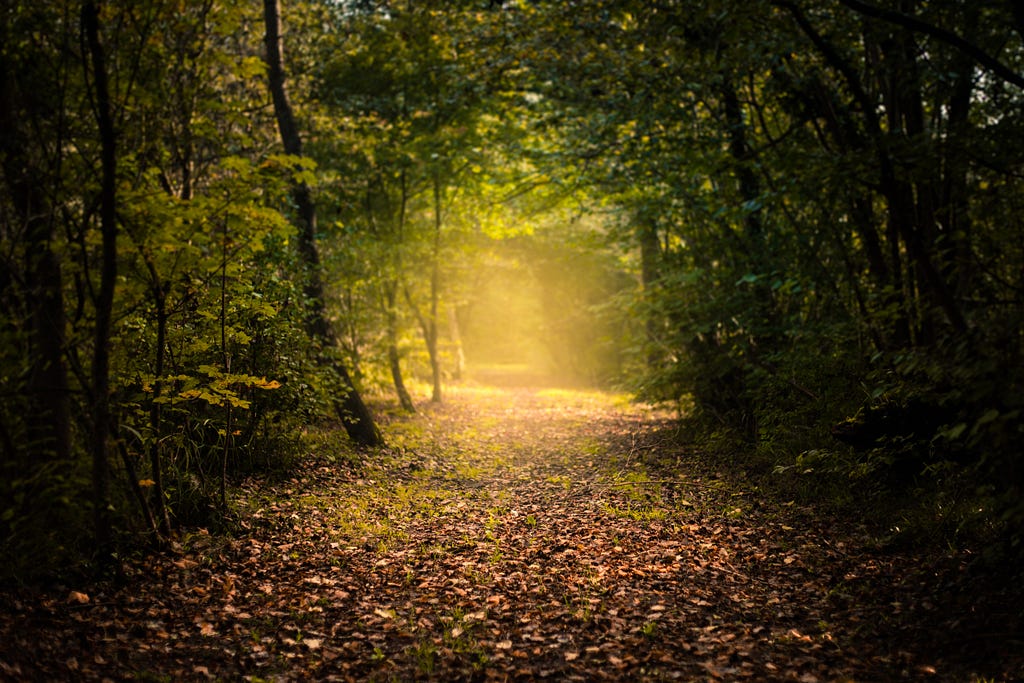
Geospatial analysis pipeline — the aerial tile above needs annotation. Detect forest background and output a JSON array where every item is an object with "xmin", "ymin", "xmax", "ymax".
[{"xmin": 1, "ymin": 0, "xmax": 1022, "ymax": 583}]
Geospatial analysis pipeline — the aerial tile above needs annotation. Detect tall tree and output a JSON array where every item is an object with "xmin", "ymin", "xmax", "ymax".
[
  {"xmin": 82, "ymin": 0, "xmax": 118, "ymax": 558},
  {"xmin": 263, "ymin": 0, "xmax": 383, "ymax": 446}
]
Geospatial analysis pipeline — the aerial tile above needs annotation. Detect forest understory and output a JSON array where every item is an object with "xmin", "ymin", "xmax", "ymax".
[{"xmin": 0, "ymin": 379, "xmax": 1021, "ymax": 682}]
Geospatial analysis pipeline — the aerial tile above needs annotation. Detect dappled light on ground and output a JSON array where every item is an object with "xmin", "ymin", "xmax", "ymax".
[{"xmin": 0, "ymin": 378, "xmax": 1019, "ymax": 681}]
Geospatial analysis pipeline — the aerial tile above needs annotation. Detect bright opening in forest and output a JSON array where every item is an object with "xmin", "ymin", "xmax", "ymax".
[
  {"xmin": 446, "ymin": 218, "xmax": 636, "ymax": 391},
  {"xmin": 458, "ymin": 255, "xmax": 550, "ymax": 382}
]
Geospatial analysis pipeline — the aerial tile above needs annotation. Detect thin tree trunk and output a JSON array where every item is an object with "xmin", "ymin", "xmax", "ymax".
[
  {"xmin": 428, "ymin": 172, "xmax": 443, "ymax": 403},
  {"xmin": 149, "ymin": 302, "xmax": 172, "ymax": 536},
  {"xmin": 637, "ymin": 212, "xmax": 662, "ymax": 369},
  {"xmin": 83, "ymin": 0, "xmax": 117, "ymax": 559},
  {"xmin": 262, "ymin": 0, "xmax": 382, "ymax": 446},
  {"xmin": 387, "ymin": 169, "xmax": 416, "ymax": 411},
  {"xmin": 720, "ymin": 76, "xmax": 770, "ymax": 441},
  {"xmin": 940, "ymin": 5, "xmax": 978, "ymax": 298},
  {"xmin": 117, "ymin": 441, "xmax": 157, "ymax": 538},
  {"xmin": 447, "ymin": 305, "xmax": 465, "ymax": 382},
  {"xmin": 877, "ymin": 19, "xmax": 968, "ymax": 337},
  {"xmin": 219, "ymin": 217, "xmax": 231, "ymax": 508},
  {"xmin": 385, "ymin": 281, "xmax": 416, "ymax": 412},
  {"xmin": 778, "ymin": 0, "xmax": 967, "ymax": 341},
  {"xmin": 129, "ymin": 240, "xmax": 173, "ymax": 537},
  {"xmin": 796, "ymin": 66, "xmax": 905, "ymax": 348}
]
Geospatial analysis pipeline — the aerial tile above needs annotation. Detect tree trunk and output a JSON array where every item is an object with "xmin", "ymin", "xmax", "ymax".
[
  {"xmin": 149, "ymin": 300, "xmax": 172, "ymax": 537},
  {"xmin": 778, "ymin": 0, "xmax": 966, "ymax": 342},
  {"xmin": 83, "ymin": 0, "xmax": 117, "ymax": 560},
  {"xmin": 426, "ymin": 172, "xmax": 444, "ymax": 403},
  {"xmin": 129, "ymin": 241, "xmax": 173, "ymax": 539},
  {"xmin": 797, "ymin": 66, "xmax": 907, "ymax": 348},
  {"xmin": 939, "ymin": 5, "xmax": 978, "ymax": 298},
  {"xmin": 385, "ymin": 281, "xmax": 416, "ymax": 412},
  {"xmin": 876, "ymin": 17, "xmax": 968, "ymax": 337},
  {"xmin": 721, "ymin": 77, "xmax": 776, "ymax": 337},
  {"xmin": 720, "ymin": 75, "xmax": 771, "ymax": 442},
  {"xmin": 637, "ymin": 211, "xmax": 662, "ymax": 369},
  {"xmin": 262, "ymin": 0, "xmax": 383, "ymax": 446},
  {"xmin": 447, "ymin": 305, "xmax": 465, "ymax": 382}
]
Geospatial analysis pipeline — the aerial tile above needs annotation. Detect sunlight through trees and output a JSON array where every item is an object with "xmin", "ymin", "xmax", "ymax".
[{"xmin": 1, "ymin": 0, "xmax": 1022, "ymax": 587}]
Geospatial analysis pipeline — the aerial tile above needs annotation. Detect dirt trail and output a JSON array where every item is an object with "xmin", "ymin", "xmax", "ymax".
[{"xmin": 1, "ymin": 382, "xmax": 1020, "ymax": 681}]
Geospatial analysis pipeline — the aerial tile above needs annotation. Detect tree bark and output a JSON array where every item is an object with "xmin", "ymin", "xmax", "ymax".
[
  {"xmin": 427, "ymin": 172, "xmax": 443, "ymax": 403},
  {"xmin": 149, "ymin": 301, "xmax": 172, "ymax": 536},
  {"xmin": 637, "ymin": 211, "xmax": 662, "ymax": 369},
  {"xmin": 938, "ymin": 5, "xmax": 978, "ymax": 298},
  {"xmin": 385, "ymin": 281, "xmax": 416, "ymax": 412},
  {"xmin": 83, "ymin": 0, "xmax": 117, "ymax": 559},
  {"xmin": 875, "ymin": 13, "xmax": 968, "ymax": 337},
  {"xmin": 262, "ymin": 0, "xmax": 383, "ymax": 446},
  {"xmin": 447, "ymin": 305, "xmax": 465, "ymax": 382},
  {"xmin": 372, "ymin": 170, "xmax": 416, "ymax": 412},
  {"xmin": 721, "ymin": 76, "xmax": 778, "ymax": 348}
]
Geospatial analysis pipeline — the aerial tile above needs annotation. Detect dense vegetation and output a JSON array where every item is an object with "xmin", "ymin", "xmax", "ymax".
[{"xmin": 2, "ymin": 0, "xmax": 1022, "ymax": 583}]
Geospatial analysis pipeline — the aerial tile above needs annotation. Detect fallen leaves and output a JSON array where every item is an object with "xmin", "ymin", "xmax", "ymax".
[
  {"xmin": 0, "ymin": 384, "xmax": 1020, "ymax": 681},
  {"xmin": 66, "ymin": 591, "xmax": 90, "ymax": 605}
]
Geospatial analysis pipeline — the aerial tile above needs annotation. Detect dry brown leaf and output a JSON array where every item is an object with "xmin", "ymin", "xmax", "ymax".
[{"xmin": 67, "ymin": 591, "xmax": 89, "ymax": 605}]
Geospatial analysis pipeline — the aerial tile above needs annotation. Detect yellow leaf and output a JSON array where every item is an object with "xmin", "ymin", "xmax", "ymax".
[{"xmin": 138, "ymin": 479, "xmax": 156, "ymax": 488}]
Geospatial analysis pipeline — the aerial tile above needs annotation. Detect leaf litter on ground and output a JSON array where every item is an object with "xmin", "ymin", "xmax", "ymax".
[{"xmin": 0, "ymin": 381, "xmax": 1021, "ymax": 681}]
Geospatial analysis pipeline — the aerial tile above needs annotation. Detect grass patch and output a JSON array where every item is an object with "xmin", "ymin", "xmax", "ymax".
[
  {"xmin": 545, "ymin": 474, "xmax": 573, "ymax": 490},
  {"xmin": 601, "ymin": 501, "xmax": 668, "ymax": 523}
]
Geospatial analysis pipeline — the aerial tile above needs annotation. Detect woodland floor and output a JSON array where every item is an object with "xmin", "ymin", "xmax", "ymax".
[{"xmin": 1, "ymin": 375, "xmax": 1022, "ymax": 682}]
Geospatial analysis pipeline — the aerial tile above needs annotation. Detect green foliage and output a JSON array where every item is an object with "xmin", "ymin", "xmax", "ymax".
[
  {"xmin": 508, "ymin": 0, "xmax": 1024, "ymax": 555},
  {"xmin": 0, "ymin": 0, "xmax": 366, "ymax": 581},
  {"xmin": 870, "ymin": 339, "xmax": 1024, "ymax": 549},
  {"xmin": 3, "ymin": 0, "xmax": 1024, "ymax": 580}
]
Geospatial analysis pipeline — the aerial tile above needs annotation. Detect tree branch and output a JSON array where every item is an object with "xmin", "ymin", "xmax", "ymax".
[{"xmin": 834, "ymin": 0, "xmax": 1024, "ymax": 90}]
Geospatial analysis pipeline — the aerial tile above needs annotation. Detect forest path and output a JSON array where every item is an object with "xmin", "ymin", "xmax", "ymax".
[{"xmin": 1, "ymin": 380, "xmax": 1018, "ymax": 681}]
